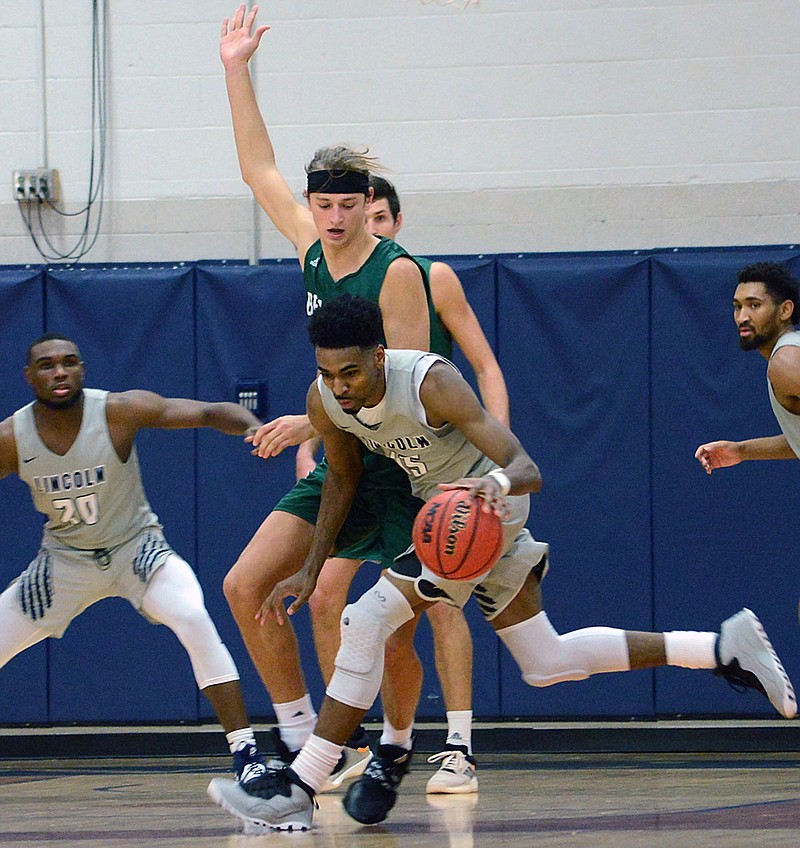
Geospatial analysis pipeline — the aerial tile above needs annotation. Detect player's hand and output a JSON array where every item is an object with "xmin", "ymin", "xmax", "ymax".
[
  {"xmin": 220, "ymin": 4, "xmax": 270, "ymax": 68},
  {"xmin": 694, "ymin": 440, "xmax": 742, "ymax": 474},
  {"xmin": 439, "ymin": 477, "xmax": 512, "ymax": 519},
  {"xmin": 257, "ymin": 570, "xmax": 317, "ymax": 626},
  {"xmin": 246, "ymin": 415, "xmax": 315, "ymax": 459}
]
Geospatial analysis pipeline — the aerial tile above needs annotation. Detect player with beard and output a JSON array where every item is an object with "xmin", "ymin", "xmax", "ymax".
[{"xmin": 696, "ymin": 262, "xmax": 800, "ymax": 473}]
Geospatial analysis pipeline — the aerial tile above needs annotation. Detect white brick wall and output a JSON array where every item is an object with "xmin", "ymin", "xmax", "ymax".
[{"xmin": 2, "ymin": 0, "xmax": 798, "ymax": 263}]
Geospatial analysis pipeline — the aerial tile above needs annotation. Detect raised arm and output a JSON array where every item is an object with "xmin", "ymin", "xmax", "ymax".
[
  {"xmin": 0, "ymin": 417, "xmax": 18, "ymax": 481},
  {"xmin": 378, "ymin": 258, "xmax": 431, "ymax": 350},
  {"xmin": 420, "ymin": 362, "xmax": 541, "ymax": 497},
  {"xmin": 430, "ymin": 261, "xmax": 509, "ymax": 425},
  {"xmin": 220, "ymin": 4, "xmax": 317, "ymax": 258}
]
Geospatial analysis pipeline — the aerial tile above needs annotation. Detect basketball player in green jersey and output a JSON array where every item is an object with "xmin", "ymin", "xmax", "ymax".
[
  {"xmin": 302, "ymin": 175, "xmax": 511, "ymax": 793},
  {"xmin": 220, "ymin": 4, "xmax": 474, "ymax": 790},
  {"xmin": 207, "ymin": 295, "xmax": 796, "ymax": 832}
]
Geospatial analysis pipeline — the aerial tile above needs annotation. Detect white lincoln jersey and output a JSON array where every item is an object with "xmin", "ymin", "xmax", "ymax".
[
  {"xmin": 768, "ymin": 331, "xmax": 800, "ymax": 459},
  {"xmin": 318, "ymin": 350, "xmax": 495, "ymax": 502},
  {"xmin": 13, "ymin": 388, "xmax": 159, "ymax": 549}
]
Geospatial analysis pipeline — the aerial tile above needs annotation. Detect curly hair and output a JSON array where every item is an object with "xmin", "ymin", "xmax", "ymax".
[
  {"xmin": 307, "ymin": 294, "xmax": 384, "ymax": 350},
  {"xmin": 738, "ymin": 262, "xmax": 800, "ymax": 325}
]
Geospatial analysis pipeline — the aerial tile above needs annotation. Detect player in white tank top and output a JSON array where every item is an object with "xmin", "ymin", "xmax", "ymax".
[
  {"xmin": 0, "ymin": 335, "xmax": 271, "ymax": 795},
  {"xmin": 696, "ymin": 262, "xmax": 800, "ymax": 471},
  {"xmin": 207, "ymin": 294, "xmax": 796, "ymax": 833}
]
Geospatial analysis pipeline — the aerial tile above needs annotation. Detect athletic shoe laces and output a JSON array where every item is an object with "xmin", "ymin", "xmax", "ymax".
[
  {"xmin": 364, "ymin": 753, "xmax": 408, "ymax": 792},
  {"xmin": 427, "ymin": 750, "xmax": 469, "ymax": 773},
  {"xmin": 714, "ymin": 658, "xmax": 768, "ymax": 698}
]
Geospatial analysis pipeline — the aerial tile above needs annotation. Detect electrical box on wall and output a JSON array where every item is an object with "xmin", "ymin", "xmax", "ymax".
[
  {"xmin": 236, "ymin": 379, "xmax": 268, "ymax": 421},
  {"xmin": 13, "ymin": 169, "xmax": 58, "ymax": 202}
]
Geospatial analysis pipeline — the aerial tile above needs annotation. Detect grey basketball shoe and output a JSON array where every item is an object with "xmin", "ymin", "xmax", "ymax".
[
  {"xmin": 715, "ymin": 608, "xmax": 796, "ymax": 718},
  {"xmin": 208, "ymin": 767, "xmax": 316, "ymax": 832}
]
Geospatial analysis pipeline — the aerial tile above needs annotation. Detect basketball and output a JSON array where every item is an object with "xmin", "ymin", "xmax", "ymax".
[{"xmin": 412, "ymin": 488, "xmax": 504, "ymax": 581}]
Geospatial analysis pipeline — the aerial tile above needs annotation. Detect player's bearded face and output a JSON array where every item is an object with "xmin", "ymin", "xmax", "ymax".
[{"xmin": 733, "ymin": 283, "xmax": 786, "ymax": 351}]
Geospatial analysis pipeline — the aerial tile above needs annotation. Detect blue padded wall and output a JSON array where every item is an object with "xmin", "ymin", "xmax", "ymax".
[
  {"xmin": 44, "ymin": 265, "xmax": 199, "ymax": 722},
  {"xmin": 2, "ymin": 245, "xmax": 799, "ymax": 726},
  {"xmin": 194, "ymin": 260, "xmax": 320, "ymax": 720},
  {"xmin": 497, "ymin": 253, "xmax": 654, "ymax": 717},
  {"xmin": 0, "ymin": 269, "xmax": 48, "ymax": 722}
]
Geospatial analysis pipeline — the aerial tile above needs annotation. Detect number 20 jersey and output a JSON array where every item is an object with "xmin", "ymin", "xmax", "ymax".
[{"xmin": 13, "ymin": 388, "xmax": 159, "ymax": 549}]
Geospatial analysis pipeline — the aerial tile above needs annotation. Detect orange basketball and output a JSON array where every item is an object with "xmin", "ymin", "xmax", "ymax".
[{"xmin": 412, "ymin": 488, "xmax": 504, "ymax": 581}]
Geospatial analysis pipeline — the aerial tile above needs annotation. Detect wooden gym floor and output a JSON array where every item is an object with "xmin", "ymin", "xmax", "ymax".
[{"xmin": 3, "ymin": 748, "xmax": 800, "ymax": 848}]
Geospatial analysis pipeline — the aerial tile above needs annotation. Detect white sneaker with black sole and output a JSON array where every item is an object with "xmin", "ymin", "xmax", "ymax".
[{"xmin": 715, "ymin": 608, "xmax": 797, "ymax": 719}]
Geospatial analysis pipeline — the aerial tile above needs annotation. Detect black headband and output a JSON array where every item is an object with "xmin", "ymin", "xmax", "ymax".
[{"xmin": 307, "ymin": 169, "xmax": 370, "ymax": 195}]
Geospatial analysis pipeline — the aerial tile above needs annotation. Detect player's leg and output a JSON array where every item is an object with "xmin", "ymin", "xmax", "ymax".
[
  {"xmin": 308, "ymin": 556, "xmax": 361, "ymax": 683},
  {"xmin": 489, "ymin": 533, "xmax": 795, "ymax": 717},
  {"xmin": 424, "ymin": 601, "xmax": 478, "ymax": 794},
  {"xmin": 311, "ymin": 555, "xmax": 423, "ymax": 791},
  {"xmin": 381, "ymin": 613, "xmax": 424, "ymax": 746},
  {"xmin": 0, "ymin": 546, "xmax": 114, "ymax": 667},
  {"xmin": 137, "ymin": 550, "xmax": 269, "ymax": 786},
  {"xmin": 223, "ymin": 508, "xmax": 321, "ymax": 763},
  {"xmin": 307, "ymin": 555, "xmax": 373, "ymax": 791},
  {"xmin": 0, "ymin": 582, "xmax": 50, "ymax": 668},
  {"xmin": 208, "ymin": 572, "xmax": 428, "ymax": 829}
]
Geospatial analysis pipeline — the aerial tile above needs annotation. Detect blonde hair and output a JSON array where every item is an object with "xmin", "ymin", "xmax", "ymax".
[{"xmin": 305, "ymin": 145, "xmax": 386, "ymax": 177}]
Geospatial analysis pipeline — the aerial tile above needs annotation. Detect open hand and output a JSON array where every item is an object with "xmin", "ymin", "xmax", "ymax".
[
  {"xmin": 439, "ymin": 476, "xmax": 512, "ymax": 520},
  {"xmin": 220, "ymin": 4, "xmax": 270, "ymax": 68},
  {"xmin": 246, "ymin": 415, "xmax": 315, "ymax": 459}
]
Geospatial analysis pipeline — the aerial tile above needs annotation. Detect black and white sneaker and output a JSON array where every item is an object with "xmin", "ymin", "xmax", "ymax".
[
  {"xmin": 208, "ymin": 766, "xmax": 316, "ymax": 832},
  {"xmin": 342, "ymin": 743, "xmax": 413, "ymax": 824},
  {"xmin": 232, "ymin": 742, "xmax": 268, "ymax": 787},
  {"xmin": 265, "ymin": 726, "xmax": 300, "ymax": 770},
  {"xmin": 426, "ymin": 745, "xmax": 478, "ymax": 794},
  {"xmin": 715, "ymin": 608, "xmax": 797, "ymax": 718}
]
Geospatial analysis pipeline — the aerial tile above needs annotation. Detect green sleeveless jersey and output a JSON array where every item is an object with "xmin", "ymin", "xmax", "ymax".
[
  {"xmin": 412, "ymin": 256, "xmax": 453, "ymax": 359},
  {"xmin": 302, "ymin": 237, "xmax": 450, "ymax": 357}
]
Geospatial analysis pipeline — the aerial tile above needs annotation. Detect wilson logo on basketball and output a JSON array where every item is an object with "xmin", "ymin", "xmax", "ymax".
[{"xmin": 444, "ymin": 500, "xmax": 471, "ymax": 556}]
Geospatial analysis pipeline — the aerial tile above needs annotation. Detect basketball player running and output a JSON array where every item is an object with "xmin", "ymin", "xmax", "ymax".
[
  {"xmin": 221, "ymin": 3, "xmax": 468, "ymax": 791},
  {"xmin": 302, "ymin": 174, "xmax": 510, "ymax": 794},
  {"xmin": 0, "ymin": 335, "xmax": 268, "ymax": 790},
  {"xmin": 695, "ymin": 262, "xmax": 800, "ymax": 613},
  {"xmin": 207, "ymin": 294, "xmax": 796, "ymax": 831}
]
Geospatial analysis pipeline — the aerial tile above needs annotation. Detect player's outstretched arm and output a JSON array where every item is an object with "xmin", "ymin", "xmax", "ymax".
[
  {"xmin": 430, "ymin": 261, "xmax": 509, "ymax": 425},
  {"xmin": 0, "ymin": 417, "xmax": 19, "ymax": 480},
  {"xmin": 220, "ymin": 4, "xmax": 316, "ymax": 256},
  {"xmin": 108, "ymin": 391, "xmax": 261, "ymax": 437},
  {"xmin": 420, "ymin": 362, "xmax": 541, "ymax": 496},
  {"xmin": 695, "ymin": 435, "xmax": 797, "ymax": 474}
]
